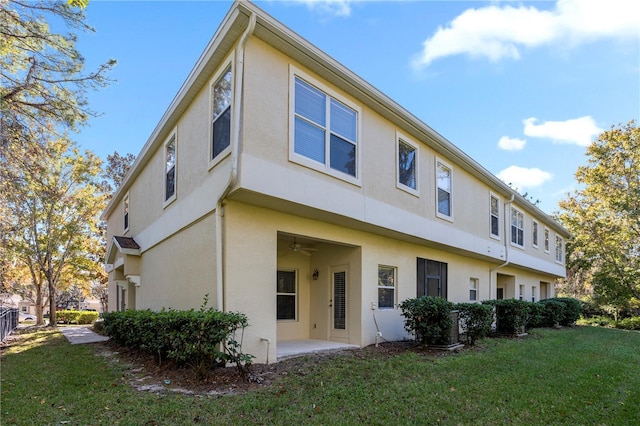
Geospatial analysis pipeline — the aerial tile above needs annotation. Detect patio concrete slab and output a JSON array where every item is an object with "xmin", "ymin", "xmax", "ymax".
[
  {"xmin": 277, "ymin": 339, "xmax": 359, "ymax": 360},
  {"xmin": 60, "ymin": 325, "xmax": 109, "ymax": 345}
]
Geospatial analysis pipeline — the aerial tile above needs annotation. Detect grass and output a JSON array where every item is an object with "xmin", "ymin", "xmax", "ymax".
[{"xmin": 2, "ymin": 326, "xmax": 639, "ymax": 425}]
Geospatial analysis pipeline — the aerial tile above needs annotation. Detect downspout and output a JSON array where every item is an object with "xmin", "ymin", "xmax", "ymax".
[
  {"xmin": 215, "ymin": 13, "xmax": 257, "ymax": 311},
  {"xmin": 489, "ymin": 194, "xmax": 515, "ymax": 298}
]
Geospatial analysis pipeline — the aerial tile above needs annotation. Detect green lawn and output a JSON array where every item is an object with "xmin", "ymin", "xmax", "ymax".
[{"xmin": 2, "ymin": 326, "xmax": 639, "ymax": 425}]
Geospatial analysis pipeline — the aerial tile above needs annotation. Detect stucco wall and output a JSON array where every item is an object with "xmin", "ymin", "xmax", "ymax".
[
  {"xmin": 239, "ymin": 37, "xmax": 566, "ymax": 276},
  {"xmin": 137, "ymin": 212, "xmax": 218, "ymax": 311}
]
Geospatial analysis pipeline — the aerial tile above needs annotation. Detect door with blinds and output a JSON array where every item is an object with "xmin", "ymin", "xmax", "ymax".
[{"xmin": 330, "ymin": 266, "xmax": 349, "ymax": 342}]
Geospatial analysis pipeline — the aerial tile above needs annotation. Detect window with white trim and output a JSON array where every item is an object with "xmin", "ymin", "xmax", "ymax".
[
  {"xmin": 277, "ymin": 270, "xmax": 297, "ymax": 321},
  {"xmin": 436, "ymin": 160, "xmax": 452, "ymax": 219},
  {"xmin": 211, "ymin": 65, "xmax": 232, "ymax": 161},
  {"xmin": 490, "ymin": 194, "xmax": 500, "ymax": 238},
  {"xmin": 555, "ymin": 236, "xmax": 563, "ymax": 263},
  {"xmin": 519, "ymin": 284, "xmax": 525, "ymax": 301},
  {"xmin": 532, "ymin": 220, "xmax": 539, "ymax": 248},
  {"xmin": 123, "ymin": 193, "xmax": 129, "ymax": 233},
  {"xmin": 532, "ymin": 286, "xmax": 537, "ymax": 303},
  {"xmin": 291, "ymin": 72, "xmax": 359, "ymax": 181},
  {"xmin": 397, "ymin": 136, "xmax": 417, "ymax": 193},
  {"xmin": 469, "ymin": 278, "xmax": 479, "ymax": 301},
  {"xmin": 164, "ymin": 135, "xmax": 176, "ymax": 204},
  {"xmin": 378, "ymin": 265, "xmax": 396, "ymax": 309},
  {"xmin": 510, "ymin": 207, "xmax": 524, "ymax": 247},
  {"xmin": 544, "ymin": 228, "xmax": 550, "ymax": 252}
]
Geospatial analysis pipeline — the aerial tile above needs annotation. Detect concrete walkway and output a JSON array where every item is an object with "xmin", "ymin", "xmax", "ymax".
[
  {"xmin": 59, "ymin": 325, "xmax": 109, "ymax": 345},
  {"xmin": 277, "ymin": 339, "xmax": 359, "ymax": 360}
]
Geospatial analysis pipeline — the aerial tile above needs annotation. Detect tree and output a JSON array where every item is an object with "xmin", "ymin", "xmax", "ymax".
[
  {"xmin": 0, "ymin": 0, "xmax": 115, "ymax": 135},
  {"xmin": 0, "ymin": 132, "xmax": 106, "ymax": 325},
  {"xmin": 558, "ymin": 120, "xmax": 640, "ymax": 313}
]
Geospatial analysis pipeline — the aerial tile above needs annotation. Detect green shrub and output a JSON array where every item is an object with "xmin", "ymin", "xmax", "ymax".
[
  {"xmin": 553, "ymin": 297, "xmax": 582, "ymax": 325},
  {"xmin": 616, "ymin": 316, "xmax": 640, "ymax": 330},
  {"xmin": 526, "ymin": 302, "xmax": 547, "ymax": 329},
  {"xmin": 456, "ymin": 303, "xmax": 493, "ymax": 345},
  {"xmin": 101, "ymin": 306, "xmax": 253, "ymax": 377},
  {"xmin": 538, "ymin": 299, "xmax": 566, "ymax": 327},
  {"xmin": 577, "ymin": 315, "xmax": 615, "ymax": 328},
  {"xmin": 56, "ymin": 310, "xmax": 99, "ymax": 325},
  {"xmin": 399, "ymin": 296, "xmax": 454, "ymax": 346},
  {"xmin": 484, "ymin": 299, "xmax": 529, "ymax": 335}
]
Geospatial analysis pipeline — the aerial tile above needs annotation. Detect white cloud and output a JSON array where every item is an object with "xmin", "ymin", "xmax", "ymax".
[
  {"xmin": 413, "ymin": 0, "xmax": 640, "ymax": 68},
  {"xmin": 292, "ymin": 0, "xmax": 354, "ymax": 17},
  {"xmin": 497, "ymin": 165, "xmax": 552, "ymax": 190},
  {"xmin": 523, "ymin": 116, "xmax": 603, "ymax": 147},
  {"xmin": 498, "ymin": 136, "xmax": 526, "ymax": 151}
]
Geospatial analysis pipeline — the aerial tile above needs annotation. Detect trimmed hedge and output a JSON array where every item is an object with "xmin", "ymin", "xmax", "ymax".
[
  {"xmin": 399, "ymin": 296, "xmax": 454, "ymax": 346},
  {"xmin": 101, "ymin": 308, "xmax": 253, "ymax": 377},
  {"xmin": 483, "ymin": 299, "xmax": 529, "ymax": 334},
  {"xmin": 57, "ymin": 310, "xmax": 100, "ymax": 325},
  {"xmin": 456, "ymin": 303, "xmax": 493, "ymax": 345}
]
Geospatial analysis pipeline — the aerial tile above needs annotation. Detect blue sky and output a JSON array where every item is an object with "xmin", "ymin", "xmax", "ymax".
[{"xmin": 76, "ymin": 0, "xmax": 640, "ymax": 214}]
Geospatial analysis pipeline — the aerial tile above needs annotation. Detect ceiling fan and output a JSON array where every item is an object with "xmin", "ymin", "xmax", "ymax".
[{"xmin": 288, "ymin": 237, "xmax": 318, "ymax": 256}]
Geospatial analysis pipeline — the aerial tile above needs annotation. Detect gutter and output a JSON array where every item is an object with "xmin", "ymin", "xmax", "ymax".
[
  {"xmin": 489, "ymin": 194, "xmax": 515, "ymax": 298},
  {"xmin": 215, "ymin": 12, "xmax": 257, "ymax": 311}
]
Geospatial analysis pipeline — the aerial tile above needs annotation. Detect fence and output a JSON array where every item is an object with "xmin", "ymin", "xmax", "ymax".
[{"xmin": 0, "ymin": 307, "xmax": 19, "ymax": 342}]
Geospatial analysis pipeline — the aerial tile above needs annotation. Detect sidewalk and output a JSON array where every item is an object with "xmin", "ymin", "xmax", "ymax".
[{"xmin": 59, "ymin": 325, "xmax": 109, "ymax": 345}]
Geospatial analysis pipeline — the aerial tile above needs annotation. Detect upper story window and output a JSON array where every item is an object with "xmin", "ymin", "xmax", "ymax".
[
  {"xmin": 164, "ymin": 135, "xmax": 176, "ymax": 204},
  {"xmin": 510, "ymin": 207, "xmax": 524, "ymax": 247},
  {"xmin": 436, "ymin": 159, "xmax": 452, "ymax": 220},
  {"xmin": 290, "ymin": 67, "xmax": 360, "ymax": 185},
  {"xmin": 532, "ymin": 220, "xmax": 539, "ymax": 248},
  {"xmin": 555, "ymin": 236, "xmax": 563, "ymax": 263},
  {"xmin": 490, "ymin": 194, "xmax": 500, "ymax": 238},
  {"xmin": 378, "ymin": 265, "xmax": 396, "ymax": 309},
  {"xmin": 397, "ymin": 134, "xmax": 418, "ymax": 194},
  {"xmin": 211, "ymin": 64, "xmax": 232, "ymax": 162},
  {"xmin": 544, "ymin": 228, "xmax": 550, "ymax": 252},
  {"xmin": 123, "ymin": 193, "xmax": 130, "ymax": 233}
]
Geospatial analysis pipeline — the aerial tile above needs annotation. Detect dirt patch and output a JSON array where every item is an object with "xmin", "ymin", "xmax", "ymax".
[{"xmin": 93, "ymin": 340, "xmax": 467, "ymax": 396}]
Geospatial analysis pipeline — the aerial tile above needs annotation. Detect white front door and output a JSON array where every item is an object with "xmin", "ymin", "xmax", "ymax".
[{"xmin": 329, "ymin": 266, "xmax": 348, "ymax": 342}]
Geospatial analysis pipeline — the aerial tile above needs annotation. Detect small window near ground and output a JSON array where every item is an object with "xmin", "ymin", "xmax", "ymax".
[
  {"xmin": 519, "ymin": 284, "xmax": 525, "ymax": 301},
  {"xmin": 469, "ymin": 278, "xmax": 478, "ymax": 301},
  {"xmin": 378, "ymin": 265, "xmax": 396, "ymax": 309},
  {"xmin": 277, "ymin": 270, "xmax": 297, "ymax": 321},
  {"xmin": 532, "ymin": 286, "xmax": 537, "ymax": 303}
]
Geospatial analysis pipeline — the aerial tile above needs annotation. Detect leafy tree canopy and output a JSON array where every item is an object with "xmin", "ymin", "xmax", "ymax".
[
  {"xmin": 0, "ymin": 0, "xmax": 115, "ymax": 134},
  {"xmin": 558, "ymin": 120, "xmax": 640, "ymax": 312}
]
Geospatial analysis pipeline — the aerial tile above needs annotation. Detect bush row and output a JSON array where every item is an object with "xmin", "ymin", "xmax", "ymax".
[
  {"xmin": 101, "ymin": 308, "xmax": 253, "ymax": 377},
  {"xmin": 57, "ymin": 310, "xmax": 100, "ymax": 324},
  {"xmin": 399, "ymin": 297, "xmax": 494, "ymax": 346},
  {"xmin": 400, "ymin": 296, "xmax": 582, "ymax": 346}
]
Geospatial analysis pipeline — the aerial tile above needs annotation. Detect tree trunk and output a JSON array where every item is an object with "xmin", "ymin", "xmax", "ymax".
[
  {"xmin": 35, "ymin": 285, "xmax": 44, "ymax": 326},
  {"xmin": 48, "ymin": 279, "xmax": 57, "ymax": 327}
]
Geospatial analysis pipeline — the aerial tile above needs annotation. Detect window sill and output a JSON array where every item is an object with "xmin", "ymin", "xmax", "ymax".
[
  {"xmin": 396, "ymin": 182, "xmax": 419, "ymax": 197},
  {"xmin": 163, "ymin": 194, "xmax": 177, "ymax": 209},
  {"xmin": 208, "ymin": 148, "xmax": 231, "ymax": 171},
  {"xmin": 289, "ymin": 153, "xmax": 361, "ymax": 187},
  {"xmin": 436, "ymin": 211, "xmax": 454, "ymax": 223}
]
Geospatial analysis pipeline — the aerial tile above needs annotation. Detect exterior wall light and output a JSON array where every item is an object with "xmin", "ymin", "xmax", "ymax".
[{"xmin": 312, "ymin": 268, "xmax": 319, "ymax": 280}]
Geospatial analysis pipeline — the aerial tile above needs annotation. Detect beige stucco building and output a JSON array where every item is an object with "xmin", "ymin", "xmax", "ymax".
[{"xmin": 103, "ymin": 1, "xmax": 570, "ymax": 364}]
